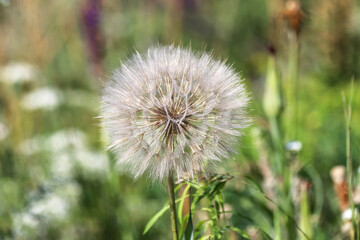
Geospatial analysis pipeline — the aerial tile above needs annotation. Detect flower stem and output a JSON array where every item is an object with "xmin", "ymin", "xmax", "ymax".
[
  {"xmin": 287, "ymin": 31, "xmax": 299, "ymax": 140},
  {"xmin": 342, "ymin": 80, "xmax": 358, "ymax": 239},
  {"xmin": 167, "ymin": 171, "xmax": 179, "ymax": 240}
]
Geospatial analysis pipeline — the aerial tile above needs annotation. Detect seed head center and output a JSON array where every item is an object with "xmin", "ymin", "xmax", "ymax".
[{"xmin": 149, "ymin": 103, "xmax": 192, "ymax": 147}]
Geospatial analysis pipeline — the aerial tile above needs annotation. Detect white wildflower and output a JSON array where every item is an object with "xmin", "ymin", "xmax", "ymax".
[
  {"xmin": 51, "ymin": 152, "xmax": 75, "ymax": 179},
  {"xmin": 21, "ymin": 87, "xmax": 63, "ymax": 111},
  {"xmin": 13, "ymin": 181, "xmax": 80, "ymax": 238},
  {"xmin": 285, "ymin": 140, "xmax": 302, "ymax": 152},
  {"xmin": 101, "ymin": 46, "xmax": 250, "ymax": 181},
  {"xmin": 0, "ymin": 62, "xmax": 38, "ymax": 84},
  {"xmin": 52, "ymin": 150, "xmax": 110, "ymax": 179},
  {"xmin": 18, "ymin": 129, "xmax": 87, "ymax": 156},
  {"xmin": 29, "ymin": 193, "xmax": 70, "ymax": 221},
  {"xmin": 18, "ymin": 128, "xmax": 109, "ymax": 179},
  {"xmin": 342, "ymin": 208, "xmax": 358, "ymax": 221},
  {"xmin": 12, "ymin": 212, "xmax": 40, "ymax": 236},
  {"xmin": 47, "ymin": 129, "xmax": 87, "ymax": 153}
]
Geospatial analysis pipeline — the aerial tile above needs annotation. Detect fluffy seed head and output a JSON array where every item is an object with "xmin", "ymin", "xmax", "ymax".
[{"xmin": 100, "ymin": 46, "xmax": 250, "ymax": 181}]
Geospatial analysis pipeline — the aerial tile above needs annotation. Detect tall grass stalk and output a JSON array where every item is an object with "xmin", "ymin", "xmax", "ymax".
[
  {"xmin": 342, "ymin": 79, "xmax": 358, "ymax": 239},
  {"xmin": 263, "ymin": 51, "xmax": 290, "ymax": 239},
  {"xmin": 287, "ymin": 31, "xmax": 300, "ymax": 141},
  {"xmin": 263, "ymin": 53, "xmax": 284, "ymax": 174},
  {"xmin": 274, "ymin": 207, "xmax": 282, "ymax": 240},
  {"xmin": 299, "ymin": 182, "xmax": 312, "ymax": 240}
]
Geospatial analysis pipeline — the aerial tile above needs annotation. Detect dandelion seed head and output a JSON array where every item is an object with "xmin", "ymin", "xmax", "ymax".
[{"xmin": 101, "ymin": 46, "xmax": 250, "ymax": 181}]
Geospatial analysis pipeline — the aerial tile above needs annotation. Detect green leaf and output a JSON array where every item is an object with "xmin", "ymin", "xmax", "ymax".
[
  {"xmin": 199, "ymin": 235, "xmax": 212, "ymax": 240},
  {"xmin": 184, "ymin": 208, "xmax": 194, "ymax": 240},
  {"xmin": 244, "ymin": 176, "xmax": 264, "ymax": 194},
  {"xmin": 192, "ymin": 177, "xmax": 220, "ymax": 205},
  {"xmin": 199, "ymin": 207, "xmax": 211, "ymax": 212},
  {"xmin": 194, "ymin": 220, "xmax": 211, "ymax": 239},
  {"xmin": 178, "ymin": 183, "xmax": 191, "ymax": 221},
  {"xmin": 259, "ymin": 230, "xmax": 273, "ymax": 240},
  {"xmin": 217, "ymin": 194, "xmax": 225, "ymax": 215},
  {"xmin": 143, "ymin": 203, "xmax": 170, "ymax": 235},
  {"xmin": 188, "ymin": 181, "xmax": 201, "ymax": 189},
  {"xmin": 179, "ymin": 215, "xmax": 190, "ymax": 239},
  {"xmin": 208, "ymin": 181, "xmax": 226, "ymax": 199},
  {"xmin": 233, "ymin": 211, "xmax": 273, "ymax": 240},
  {"xmin": 222, "ymin": 226, "xmax": 250, "ymax": 239},
  {"xmin": 215, "ymin": 200, "xmax": 220, "ymax": 220},
  {"xmin": 143, "ymin": 198, "xmax": 183, "ymax": 235}
]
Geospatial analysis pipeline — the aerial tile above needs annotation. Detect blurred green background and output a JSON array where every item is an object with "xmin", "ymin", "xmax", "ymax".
[{"xmin": 0, "ymin": 0, "xmax": 360, "ymax": 239}]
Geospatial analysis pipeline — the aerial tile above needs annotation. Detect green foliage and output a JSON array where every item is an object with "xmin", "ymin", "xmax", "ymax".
[
  {"xmin": 144, "ymin": 175, "xmax": 255, "ymax": 239},
  {"xmin": 143, "ymin": 202, "xmax": 171, "ymax": 235}
]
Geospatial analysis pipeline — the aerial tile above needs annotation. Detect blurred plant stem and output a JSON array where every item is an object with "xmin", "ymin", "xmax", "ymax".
[
  {"xmin": 167, "ymin": 171, "xmax": 179, "ymax": 240},
  {"xmin": 0, "ymin": 83, "xmax": 21, "ymax": 145},
  {"xmin": 263, "ymin": 39, "xmax": 307, "ymax": 238},
  {"xmin": 164, "ymin": 0, "xmax": 183, "ymax": 44},
  {"xmin": 208, "ymin": 198, "xmax": 219, "ymax": 239},
  {"xmin": 286, "ymin": 31, "xmax": 299, "ymax": 141},
  {"xmin": 283, "ymin": 0, "xmax": 303, "ymax": 141},
  {"xmin": 267, "ymin": 0, "xmax": 284, "ymax": 16},
  {"xmin": 299, "ymin": 181, "xmax": 312, "ymax": 240},
  {"xmin": 263, "ymin": 50, "xmax": 293, "ymax": 240},
  {"xmin": 80, "ymin": 0, "xmax": 105, "ymax": 84},
  {"xmin": 274, "ymin": 207, "xmax": 282, "ymax": 240},
  {"xmin": 342, "ymin": 79, "xmax": 358, "ymax": 239},
  {"xmin": 263, "ymin": 51, "xmax": 284, "ymax": 174},
  {"xmin": 266, "ymin": 0, "xmax": 284, "ymax": 50}
]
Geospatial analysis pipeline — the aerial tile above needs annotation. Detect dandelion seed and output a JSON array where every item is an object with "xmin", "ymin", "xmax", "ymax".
[{"xmin": 100, "ymin": 46, "xmax": 250, "ymax": 181}]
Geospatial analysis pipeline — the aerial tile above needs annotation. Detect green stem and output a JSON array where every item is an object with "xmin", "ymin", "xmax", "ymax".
[
  {"xmin": 167, "ymin": 171, "xmax": 179, "ymax": 240},
  {"xmin": 346, "ymin": 104, "xmax": 355, "ymax": 239},
  {"xmin": 287, "ymin": 31, "xmax": 300, "ymax": 140},
  {"xmin": 343, "ymin": 80, "xmax": 358, "ymax": 239},
  {"xmin": 269, "ymin": 117, "xmax": 284, "ymax": 175},
  {"xmin": 209, "ymin": 198, "xmax": 219, "ymax": 240},
  {"xmin": 274, "ymin": 207, "xmax": 282, "ymax": 240}
]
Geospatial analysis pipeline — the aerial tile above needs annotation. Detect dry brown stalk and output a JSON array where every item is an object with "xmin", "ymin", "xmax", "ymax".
[
  {"xmin": 283, "ymin": 1, "xmax": 303, "ymax": 35},
  {"xmin": 330, "ymin": 166, "xmax": 349, "ymax": 212}
]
